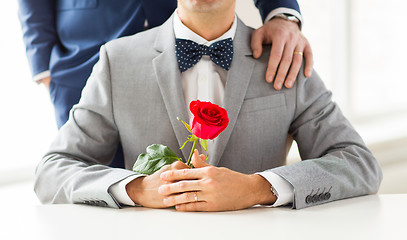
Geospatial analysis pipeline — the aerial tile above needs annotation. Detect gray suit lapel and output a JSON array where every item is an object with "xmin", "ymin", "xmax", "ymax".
[
  {"xmin": 152, "ymin": 16, "xmax": 255, "ymax": 165},
  {"xmin": 209, "ymin": 19, "xmax": 256, "ymax": 166},
  {"xmin": 152, "ymin": 15, "xmax": 190, "ymax": 161}
]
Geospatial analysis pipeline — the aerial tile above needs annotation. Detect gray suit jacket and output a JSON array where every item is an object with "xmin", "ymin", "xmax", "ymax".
[{"xmin": 35, "ymin": 15, "xmax": 382, "ymax": 209}]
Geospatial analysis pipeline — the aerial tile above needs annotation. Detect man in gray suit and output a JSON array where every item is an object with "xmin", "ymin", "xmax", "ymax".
[{"xmin": 35, "ymin": 0, "xmax": 382, "ymax": 211}]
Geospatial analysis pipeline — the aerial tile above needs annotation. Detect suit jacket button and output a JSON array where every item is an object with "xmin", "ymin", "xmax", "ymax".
[
  {"xmin": 100, "ymin": 200, "xmax": 108, "ymax": 207},
  {"xmin": 318, "ymin": 193, "xmax": 325, "ymax": 201},
  {"xmin": 324, "ymin": 192, "xmax": 331, "ymax": 200},
  {"xmin": 305, "ymin": 195, "xmax": 312, "ymax": 204},
  {"xmin": 312, "ymin": 194, "xmax": 319, "ymax": 203}
]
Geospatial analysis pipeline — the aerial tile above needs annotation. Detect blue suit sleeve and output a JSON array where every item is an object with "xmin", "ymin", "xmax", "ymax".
[
  {"xmin": 254, "ymin": 0, "xmax": 301, "ymax": 22},
  {"xmin": 18, "ymin": 0, "xmax": 57, "ymax": 77}
]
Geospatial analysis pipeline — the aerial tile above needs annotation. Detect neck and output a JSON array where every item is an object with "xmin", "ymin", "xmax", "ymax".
[{"xmin": 177, "ymin": 6, "xmax": 235, "ymax": 41}]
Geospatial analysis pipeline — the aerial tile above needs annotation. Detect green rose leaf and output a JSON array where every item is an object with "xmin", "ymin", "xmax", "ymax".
[
  {"xmin": 132, "ymin": 144, "xmax": 180, "ymax": 175},
  {"xmin": 180, "ymin": 134, "xmax": 198, "ymax": 150},
  {"xmin": 199, "ymin": 138, "xmax": 208, "ymax": 152},
  {"xmin": 177, "ymin": 117, "xmax": 192, "ymax": 133},
  {"xmin": 199, "ymin": 138, "xmax": 209, "ymax": 160}
]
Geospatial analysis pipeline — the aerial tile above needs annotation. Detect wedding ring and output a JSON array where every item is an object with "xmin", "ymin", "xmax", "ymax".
[
  {"xmin": 294, "ymin": 51, "xmax": 303, "ymax": 56},
  {"xmin": 194, "ymin": 192, "xmax": 198, "ymax": 202}
]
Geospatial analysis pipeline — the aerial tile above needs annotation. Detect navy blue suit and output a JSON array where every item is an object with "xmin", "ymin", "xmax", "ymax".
[{"xmin": 18, "ymin": 0, "xmax": 300, "ymax": 167}]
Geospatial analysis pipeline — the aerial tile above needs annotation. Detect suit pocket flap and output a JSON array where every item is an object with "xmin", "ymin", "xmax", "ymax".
[
  {"xmin": 241, "ymin": 94, "xmax": 286, "ymax": 113},
  {"xmin": 57, "ymin": 0, "xmax": 98, "ymax": 10}
]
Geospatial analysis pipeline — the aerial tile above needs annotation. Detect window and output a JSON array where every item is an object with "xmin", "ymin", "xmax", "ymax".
[{"xmin": 299, "ymin": 0, "xmax": 407, "ymax": 146}]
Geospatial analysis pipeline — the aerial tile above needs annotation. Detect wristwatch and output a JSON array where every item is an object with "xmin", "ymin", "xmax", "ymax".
[{"xmin": 273, "ymin": 13, "xmax": 300, "ymax": 23}]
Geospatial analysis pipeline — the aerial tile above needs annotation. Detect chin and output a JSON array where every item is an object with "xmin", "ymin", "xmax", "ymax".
[{"xmin": 183, "ymin": 0, "xmax": 222, "ymax": 12}]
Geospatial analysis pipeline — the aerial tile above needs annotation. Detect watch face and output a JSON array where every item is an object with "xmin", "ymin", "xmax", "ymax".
[
  {"xmin": 287, "ymin": 15, "xmax": 300, "ymax": 23},
  {"xmin": 276, "ymin": 13, "xmax": 300, "ymax": 23}
]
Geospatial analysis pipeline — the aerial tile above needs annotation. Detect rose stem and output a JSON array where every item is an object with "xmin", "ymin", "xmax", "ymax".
[{"xmin": 186, "ymin": 139, "xmax": 198, "ymax": 166}]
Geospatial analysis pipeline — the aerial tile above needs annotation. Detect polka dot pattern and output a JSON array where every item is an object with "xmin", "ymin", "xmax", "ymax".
[{"xmin": 175, "ymin": 38, "xmax": 234, "ymax": 72}]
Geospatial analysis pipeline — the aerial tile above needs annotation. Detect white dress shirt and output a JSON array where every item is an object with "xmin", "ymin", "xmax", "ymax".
[{"xmin": 110, "ymin": 11, "xmax": 294, "ymax": 207}]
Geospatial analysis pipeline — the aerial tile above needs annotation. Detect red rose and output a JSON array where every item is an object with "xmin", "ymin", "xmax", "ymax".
[{"xmin": 189, "ymin": 100, "xmax": 229, "ymax": 140}]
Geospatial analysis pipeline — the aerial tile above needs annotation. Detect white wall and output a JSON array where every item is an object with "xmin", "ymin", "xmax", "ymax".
[{"xmin": 0, "ymin": 1, "xmax": 57, "ymax": 186}]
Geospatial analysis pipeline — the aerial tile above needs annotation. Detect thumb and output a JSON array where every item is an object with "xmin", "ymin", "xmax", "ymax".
[{"xmin": 191, "ymin": 149, "xmax": 210, "ymax": 168}]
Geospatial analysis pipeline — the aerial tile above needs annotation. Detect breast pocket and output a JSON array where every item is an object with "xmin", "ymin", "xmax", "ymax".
[
  {"xmin": 57, "ymin": 0, "xmax": 98, "ymax": 10},
  {"xmin": 240, "ymin": 94, "xmax": 286, "ymax": 113},
  {"xmin": 221, "ymin": 93, "xmax": 288, "ymax": 173}
]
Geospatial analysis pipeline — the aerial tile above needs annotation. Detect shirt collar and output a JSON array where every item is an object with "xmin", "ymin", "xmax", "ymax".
[{"xmin": 173, "ymin": 9, "xmax": 237, "ymax": 46}]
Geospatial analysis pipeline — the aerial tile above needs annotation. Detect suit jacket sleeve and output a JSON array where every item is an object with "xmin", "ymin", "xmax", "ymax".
[
  {"xmin": 268, "ymin": 68, "xmax": 383, "ymax": 209},
  {"xmin": 18, "ymin": 0, "xmax": 58, "ymax": 77},
  {"xmin": 254, "ymin": 0, "xmax": 301, "ymax": 22},
  {"xmin": 34, "ymin": 45, "xmax": 140, "ymax": 208}
]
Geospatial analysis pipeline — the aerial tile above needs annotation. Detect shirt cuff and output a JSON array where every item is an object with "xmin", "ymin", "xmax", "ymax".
[
  {"xmin": 265, "ymin": 7, "xmax": 303, "ymax": 28},
  {"xmin": 256, "ymin": 171, "xmax": 294, "ymax": 207},
  {"xmin": 109, "ymin": 175, "xmax": 144, "ymax": 206},
  {"xmin": 33, "ymin": 70, "xmax": 50, "ymax": 83}
]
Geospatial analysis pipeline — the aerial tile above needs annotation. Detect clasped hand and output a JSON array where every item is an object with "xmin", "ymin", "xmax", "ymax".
[{"xmin": 127, "ymin": 150, "xmax": 276, "ymax": 212}]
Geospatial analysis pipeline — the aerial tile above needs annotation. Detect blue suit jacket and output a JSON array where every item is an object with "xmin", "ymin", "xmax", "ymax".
[{"xmin": 18, "ymin": 0, "xmax": 300, "ymax": 89}]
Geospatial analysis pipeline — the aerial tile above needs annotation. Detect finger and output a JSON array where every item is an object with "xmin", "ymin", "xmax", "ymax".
[
  {"xmin": 192, "ymin": 149, "xmax": 210, "ymax": 168},
  {"xmin": 160, "ymin": 167, "xmax": 203, "ymax": 182},
  {"xmin": 251, "ymin": 28, "xmax": 264, "ymax": 59},
  {"xmin": 158, "ymin": 160, "xmax": 188, "ymax": 176},
  {"xmin": 170, "ymin": 160, "xmax": 189, "ymax": 170},
  {"xmin": 303, "ymin": 43, "xmax": 314, "ymax": 77},
  {"xmin": 175, "ymin": 201, "xmax": 208, "ymax": 212},
  {"xmin": 158, "ymin": 180, "xmax": 201, "ymax": 195},
  {"xmin": 273, "ymin": 41, "xmax": 296, "ymax": 90},
  {"xmin": 163, "ymin": 191, "xmax": 204, "ymax": 207},
  {"xmin": 266, "ymin": 39, "xmax": 285, "ymax": 83},
  {"xmin": 284, "ymin": 50, "xmax": 303, "ymax": 88}
]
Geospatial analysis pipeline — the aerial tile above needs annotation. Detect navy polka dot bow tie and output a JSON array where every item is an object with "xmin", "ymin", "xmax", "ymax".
[{"xmin": 175, "ymin": 38, "xmax": 234, "ymax": 72}]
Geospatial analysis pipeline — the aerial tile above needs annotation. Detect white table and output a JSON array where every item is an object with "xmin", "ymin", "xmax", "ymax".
[{"xmin": 1, "ymin": 194, "xmax": 405, "ymax": 240}]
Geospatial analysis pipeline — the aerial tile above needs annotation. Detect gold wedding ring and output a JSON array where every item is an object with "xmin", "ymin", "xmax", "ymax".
[
  {"xmin": 294, "ymin": 51, "xmax": 303, "ymax": 56},
  {"xmin": 194, "ymin": 192, "xmax": 198, "ymax": 202}
]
